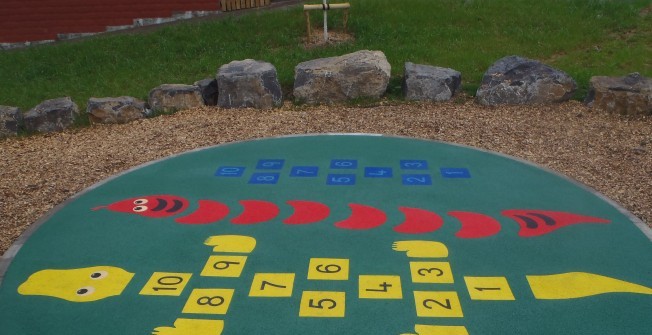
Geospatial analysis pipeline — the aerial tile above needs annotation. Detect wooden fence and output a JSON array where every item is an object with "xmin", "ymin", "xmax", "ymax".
[{"xmin": 221, "ymin": 0, "xmax": 271, "ymax": 12}]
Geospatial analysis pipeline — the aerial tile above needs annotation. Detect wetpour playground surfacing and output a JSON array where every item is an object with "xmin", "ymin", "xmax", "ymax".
[{"xmin": 0, "ymin": 134, "xmax": 650, "ymax": 335}]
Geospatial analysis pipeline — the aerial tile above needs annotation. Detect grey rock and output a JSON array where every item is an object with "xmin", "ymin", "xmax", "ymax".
[
  {"xmin": 0, "ymin": 106, "xmax": 22, "ymax": 137},
  {"xmin": 403, "ymin": 62, "xmax": 461, "ymax": 102},
  {"xmin": 194, "ymin": 78, "xmax": 218, "ymax": 106},
  {"xmin": 294, "ymin": 50, "xmax": 391, "ymax": 104},
  {"xmin": 476, "ymin": 56, "xmax": 577, "ymax": 105},
  {"xmin": 86, "ymin": 96, "xmax": 148, "ymax": 124},
  {"xmin": 24, "ymin": 97, "xmax": 79, "ymax": 133},
  {"xmin": 585, "ymin": 73, "xmax": 652, "ymax": 115},
  {"xmin": 217, "ymin": 59, "xmax": 283, "ymax": 109},
  {"xmin": 148, "ymin": 84, "xmax": 205, "ymax": 113}
]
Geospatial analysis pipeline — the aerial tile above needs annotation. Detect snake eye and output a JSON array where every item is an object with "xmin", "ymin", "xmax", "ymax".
[
  {"xmin": 76, "ymin": 286, "xmax": 95, "ymax": 296},
  {"xmin": 133, "ymin": 206, "xmax": 148, "ymax": 213},
  {"xmin": 90, "ymin": 271, "xmax": 108, "ymax": 280},
  {"xmin": 133, "ymin": 198, "xmax": 148, "ymax": 205}
]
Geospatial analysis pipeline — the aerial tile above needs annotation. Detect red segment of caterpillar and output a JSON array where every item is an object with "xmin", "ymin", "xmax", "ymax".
[
  {"xmin": 449, "ymin": 211, "xmax": 501, "ymax": 238},
  {"xmin": 394, "ymin": 207, "xmax": 443, "ymax": 234}
]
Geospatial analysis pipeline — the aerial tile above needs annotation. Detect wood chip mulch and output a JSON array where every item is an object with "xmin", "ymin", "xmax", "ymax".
[{"xmin": 1, "ymin": 99, "xmax": 650, "ymax": 255}]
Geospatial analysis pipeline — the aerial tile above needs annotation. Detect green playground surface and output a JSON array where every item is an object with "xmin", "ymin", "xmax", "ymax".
[{"xmin": 0, "ymin": 134, "xmax": 650, "ymax": 335}]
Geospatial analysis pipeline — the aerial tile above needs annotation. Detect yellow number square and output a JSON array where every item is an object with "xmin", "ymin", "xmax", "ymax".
[
  {"xmin": 464, "ymin": 276, "xmax": 515, "ymax": 300},
  {"xmin": 139, "ymin": 272, "xmax": 192, "ymax": 296},
  {"xmin": 359, "ymin": 275, "xmax": 402, "ymax": 299},
  {"xmin": 249, "ymin": 273, "xmax": 295, "ymax": 297},
  {"xmin": 299, "ymin": 291, "xmax": 345, "ymax": 318},
  {"xmin": 307, "ymin": 258, "xmax": 349, "ymax": 280},
  {"xmin": 409, "ymin": 262, "xmax": 454, "ymax": 284},
  {"xmin": 414, "ymin": 291, "xmax": 463, "ymax": 317},
  {"xmin": 201, "ymin": 255, "xmax": 247, "ymax": 278},
  {"xmin": 182, "ymin": 288, "xmax": 235, "ymax": 315}
]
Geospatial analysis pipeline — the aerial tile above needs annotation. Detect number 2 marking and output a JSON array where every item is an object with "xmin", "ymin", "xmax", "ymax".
[{"xmin": 423, "ymin": 298, "xmax": 452, "ymax": 310}]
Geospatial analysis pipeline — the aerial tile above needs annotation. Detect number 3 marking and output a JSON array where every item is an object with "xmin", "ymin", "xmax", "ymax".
[{"xmin": 418, "ymin": 268, "xmax": 444, "ymax": 277}]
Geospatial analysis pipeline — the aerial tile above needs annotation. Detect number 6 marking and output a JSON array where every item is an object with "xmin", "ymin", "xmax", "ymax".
[{"xmin": 316, "ymin": 264, "xmax": 341, "ymax": 273}]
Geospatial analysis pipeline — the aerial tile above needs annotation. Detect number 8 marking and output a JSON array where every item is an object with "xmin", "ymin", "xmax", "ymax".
[{"xmin": 197, "ymin": 296, "xmax": 225, "ymax": 307}]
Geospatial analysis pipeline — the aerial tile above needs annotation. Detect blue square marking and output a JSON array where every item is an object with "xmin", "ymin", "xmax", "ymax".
[
  {"xmin": 290, "ymin": 166, "xmax": 319, "ymax": 177},
  {"xmin": 215, "ymin": 166, "xmax": 245, "ymax": 177},
  {"xmin": 330, "ymin": 159, "xmax": 358, "ymax": 169},
  {"xmin": 402, "ymin": 174, "xmax": 432, "ymax": 185},
  {"xmin": 249, "ymin": 173, "xmax": 280, "ymax": 184},
  {"xmin": 327, "ymin": 174, "xmax": 356, "ymax": 186},
  {"xmin": 364, "ymin": 167, "xmax": 393, "ymax": 178},
  {"xmin": 256, "ymin": 159, "xmax": 285, "ymax": 170},
  {"xmin": 400, "ymin": 160, "xmax": 428, "ymax": 170},
  {"xmin": 440, "ymin": 168, "xmax": 471, "ymax": 178}
]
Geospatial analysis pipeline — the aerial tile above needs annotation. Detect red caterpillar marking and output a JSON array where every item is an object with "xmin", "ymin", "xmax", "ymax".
[{"xmin": 94, "ymin": 195, "xmax": 612, "ymax": 238}]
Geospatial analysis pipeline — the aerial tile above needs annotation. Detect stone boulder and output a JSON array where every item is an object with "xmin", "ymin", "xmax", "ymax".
[
  {"xmin": 403, "ymin": 62, "xmax": 461, "ymax": 102},
  {"xmin": 86, "ymin": 96, "xmax": 148, "ymax": 124},
  {"xmin": 148, "ymin": 84, "xmax": 204, "ymax": 113},
  {"xmin": 294, "ymin": 50, "xmax": 391, "ymax": 104},
  {"xmin": 24, "ymin": 97, "xmax": 79, "ymax": 133},
  {"xmin": 194, "ymin": 78, "xmax": 218, "ymax": 106},
  {"xmin": 0, "ymin": 106, "xmax": 22, "ymax": 137},
  {"xmin": 585, "ymin": 73, "xmax": 651, "ymax": 115},
  {"xmin": 476, "ymin": 56, "xmax": 577, "ymax": 105},
  {"xmin": 217, "ymin": 59, "xmax": 282, "ymax": 109}
]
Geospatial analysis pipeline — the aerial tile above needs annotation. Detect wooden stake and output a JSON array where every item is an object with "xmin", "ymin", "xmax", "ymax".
[{"xmin": 305, "ymin": 11, "xmax": 312, "ymax": 41}]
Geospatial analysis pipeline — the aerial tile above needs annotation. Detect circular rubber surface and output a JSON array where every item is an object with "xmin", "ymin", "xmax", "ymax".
[{"xmin": 0, "ymin": 134, "xmax": 650, "ymax": 335}]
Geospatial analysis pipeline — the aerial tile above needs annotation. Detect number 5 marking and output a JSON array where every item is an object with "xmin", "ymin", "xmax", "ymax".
[{"xmin": 309, "ymin": 298, "xmax": 337, "ymax": 309}]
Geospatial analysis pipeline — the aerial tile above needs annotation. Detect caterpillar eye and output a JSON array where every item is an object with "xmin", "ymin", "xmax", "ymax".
[
  {"xmin": 76, "ymin": 286, "xmax": 95, "ymax": 296},
  {"xmin": 133, "ymin": 206, "xmax": 148, "ymax": 213},
  {"xmin": 90, "ymin": 271, "xmax": 108, "ymax": 280},
  {"xmin": 133, "ymin": 198, "xmax": 149, "ymax": 205}
]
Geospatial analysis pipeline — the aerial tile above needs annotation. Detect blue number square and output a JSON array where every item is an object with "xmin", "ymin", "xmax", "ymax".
[
  {"xmin": 256, "ymin": 159, "xmax": 285, "ymax": 170},
  {"xmin": 364, "ymin": 167, "xmax": 393, "ymax": 178},
  {"xmin": 327, "ymin": 174, "xmax": 356, "ymax": 185},
  {"xmin": 330, "ymin": 159, "xmax": 358, "ymax": 169},
  {"xmin": 400, "ymin": 160, "xmax": 428, "ymax": 170},
  {"xmin": 249, "ymin": 173, "xmax": 280, "ymax": 184},
  {"xmin": 402, "ymin": 174, "xmax": 432, "ymax": 185},
  {"xmin": 440, "ymin": 168, "xmax": 471, "ymax": 178},
  {"xmin": 215, "ymin": 166, "xmax": 245, "ymax": 177},
  {"xmin": 290, "ymin": 166, "xmax": 319, "ymax": 177}
]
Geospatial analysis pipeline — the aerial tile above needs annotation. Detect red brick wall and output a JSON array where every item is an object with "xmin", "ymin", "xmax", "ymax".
[{"xmin": 0, "ymin": 0, "xmax": 220, "ymax": 43}]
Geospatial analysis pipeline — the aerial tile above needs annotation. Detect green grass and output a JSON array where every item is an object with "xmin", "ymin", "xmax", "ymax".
[{"xmin": 1, "ymin": 0, "xmax": 650, "ymax": 112}]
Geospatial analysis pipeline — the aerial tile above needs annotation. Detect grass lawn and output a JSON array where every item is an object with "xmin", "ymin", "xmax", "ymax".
[{"xmin": 0, "ymin": 0, "xmax": 650, "ymax": 112}]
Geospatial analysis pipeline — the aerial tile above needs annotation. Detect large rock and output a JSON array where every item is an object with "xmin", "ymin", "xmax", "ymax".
[
  {"xmin": 194, "ymin": 78, "xmax": 218, "ymax": 106},
  {"xmin": 23, "ymin": 97, "xmax": 79, "ymax": 133},
  {"xmin": 476, "ymin": 56, "xmax": 577, "ymax": 105},
  {"xmin": 294, "ymin": 50, "xmax": 391, "ymax": 104},
  {"xmin": 403, "ymin": 62, "xmax": 461, "ymax": 102},
  {"xmin": 86, "ymin": 96, "xmax": 148, "ymax": 124},
  {"xmin": 0, "ymin": 106, "xmax": 22, "ymax": 137},
  {"xmin": 217, "ymin": 59, "xmax": 282, "ymax": 109},
  {"xmin": 585, "ymin": 73, "xmax": 652, "ymax": 115},
  {"xmin": 148, "ymin": 84, "xmax": 204, "ymax": 113}
]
